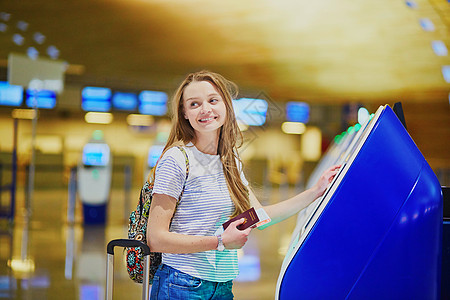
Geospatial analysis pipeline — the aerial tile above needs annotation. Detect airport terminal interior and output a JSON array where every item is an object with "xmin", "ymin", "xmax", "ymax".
[{"xmin": 0, "ymin": 1, "xmax": 449, "ymax": 299}]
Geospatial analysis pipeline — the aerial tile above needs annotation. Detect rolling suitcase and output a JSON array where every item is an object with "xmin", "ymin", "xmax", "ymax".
[{"xmin": 106, "ymin": 239, "xmax": 151, "ymax": 300}]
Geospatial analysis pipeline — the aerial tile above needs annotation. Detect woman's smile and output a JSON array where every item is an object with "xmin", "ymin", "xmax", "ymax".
[{"xmin": 183, "ymin": 80, "xmax": 227, "ymax": 135}]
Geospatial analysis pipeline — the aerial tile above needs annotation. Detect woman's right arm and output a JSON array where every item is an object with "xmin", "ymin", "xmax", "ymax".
[{"xmin": 147, "ymin": 193, "xmax": 251, "ymax": 253}]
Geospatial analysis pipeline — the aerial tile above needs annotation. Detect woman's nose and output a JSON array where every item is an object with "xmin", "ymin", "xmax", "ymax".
[{"xmin": 200, "ymin": 102, "xmax": 211, "ymax": 113}]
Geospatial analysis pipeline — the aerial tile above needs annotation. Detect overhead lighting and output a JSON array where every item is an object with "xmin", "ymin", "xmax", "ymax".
[
  {"xmin": 27, "ymin": 47, "xmax": 39, "ymax": 60},
  {"xmin": 12, "ymin": 33, "xmax": 24, "ymax": 45},
  {"xmin": 442, "ymin": 65, "xmax": 450, "ymax": 83},
  {"xmin": 33, "ymin": 32, "xmax": 46, "ymax": 44},
  {"xmin": 0, "ymin": 12, "xmax": 11, "ymax": 21},
  {"xmin": 404, "ymin": 0, "xmax": 418, "ymax": 9},
  {"xmin": 431, "ymin": 41, "xmax": 448, "ymax": 56},
  {"xmin": 126, "ymin": 114, "xmax": 154, "ymax": 127},
  {"xmin": 47, "ymin": 45, "xmax": 60, "ymax": 60},
  {"xmin": 419, "ymin": 18, "xmax": 435, "ymax": 31},
  {"xmin": 281, "ymin": 122, "xmax": 306, "ymax": 135},
  {"xmin": 12, "ymin": 109, "xmax": 38, "ymax": 119},
  {"xmin": 16, "ymin": 20, "xmax": 28, "ymax": 31},
  {"xmin": 84, "ymin": 112, "xmax": 113, "ymax": 124}
]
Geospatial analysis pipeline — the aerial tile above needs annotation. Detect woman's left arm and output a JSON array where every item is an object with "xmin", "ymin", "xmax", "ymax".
[{"xmin": 249, "ymin": 165, "xmax": 341, "ymax": 227}]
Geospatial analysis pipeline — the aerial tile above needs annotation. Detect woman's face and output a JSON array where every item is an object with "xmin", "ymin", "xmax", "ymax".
[{"xmin": 182, "ymin": 80, "xmax": 227, "ymax": 137}]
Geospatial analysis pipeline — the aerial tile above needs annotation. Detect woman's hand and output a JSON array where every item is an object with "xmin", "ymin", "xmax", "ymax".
[
  {"xmin": 312, "ymin": 165, "xmax": 341, "ymax": 198},
  {"xmin": 221, "ymin": 218, "xmax": 252, "ymax": 249}
]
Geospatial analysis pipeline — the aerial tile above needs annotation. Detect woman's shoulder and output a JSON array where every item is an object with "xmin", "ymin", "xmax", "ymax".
[{"xmin": 160, "ymin": 145, "xmax": 189, "ymax": 168}]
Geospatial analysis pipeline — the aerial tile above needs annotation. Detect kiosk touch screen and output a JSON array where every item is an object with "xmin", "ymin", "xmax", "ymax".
[
  {"xmin": 276, "ymin": 105, "xmax": 442, "ymax": 300},
  {"xmin": 82, "ymin": 143, "xmax": 110, "ymax": 167},
  {"xmin": 0, "ymin": 81, "xmax": 23, "ymax": 106}
]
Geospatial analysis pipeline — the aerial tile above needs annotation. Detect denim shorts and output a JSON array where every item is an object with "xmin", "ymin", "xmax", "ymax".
[{"xmin": 150, "ymin": 264, "xmax": 234, "ymax": 300}]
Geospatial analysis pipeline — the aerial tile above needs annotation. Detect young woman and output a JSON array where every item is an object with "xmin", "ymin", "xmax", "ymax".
[{"xmin": 147, "ymin": 70, "xmax": 340, "ymax": 299}]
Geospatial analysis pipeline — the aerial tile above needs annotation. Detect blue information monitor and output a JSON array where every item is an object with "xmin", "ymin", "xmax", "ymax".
[
  {"xmin": 286, "ymin": 102, "xmax": 309, "ymax": 123},
  {"xmin": 0, "ymin": 81, "xmax": 24, "ymax": 106},
  {"xmin": 82, "ymin": 143, "xmax": 110, "ymax": 167},
  {"xmin": 26, "ymin": 89, "xmax": 57, "ymax": 109},
  {"xmin": 81, "ymin": 87, "xmax": 112, "ymax": 112},
  {"xmin": 233, "ymin": 98, "xmax": 268, "ymax": 126},
  {"xmin": 112, "ymin": 91, "xmax": 138, "ymax": 111},
  {"xmin": 138, "ymin": 91, "xmax": 168, "ymax": 116}
]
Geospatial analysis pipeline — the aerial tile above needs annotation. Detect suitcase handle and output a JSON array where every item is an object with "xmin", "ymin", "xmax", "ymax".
[
  {"xmin": 107, "ymin": 239, "xmax": 150, "ymax": 255},
  {"xmin": 106, "ymin": 239, "xmax": 151, "ymax": 300}
]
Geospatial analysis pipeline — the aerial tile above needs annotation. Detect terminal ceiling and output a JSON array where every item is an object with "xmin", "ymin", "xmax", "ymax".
[{"xmin": 0, "ymin": 0, "xmax": 449, "ymax": 104}]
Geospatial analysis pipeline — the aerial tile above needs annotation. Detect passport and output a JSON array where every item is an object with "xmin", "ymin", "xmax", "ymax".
[{"xmin": 222, "ymin": 207, "xmax": 259, "ymax": 230}]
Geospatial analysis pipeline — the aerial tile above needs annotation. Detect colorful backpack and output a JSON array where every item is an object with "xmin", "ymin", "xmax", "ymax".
[{"xmin": 126, "ymin": 146, "xmax": 189, "ymax": 284}]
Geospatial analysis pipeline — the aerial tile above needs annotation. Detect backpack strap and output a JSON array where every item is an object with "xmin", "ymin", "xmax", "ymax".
[
  {"xmin": 138, "ymin": 146, "xmax": 189, "ymax": 216},
  {"xmin": 176, "ymin": 146, "xmax": 190, "ymax": 204}
]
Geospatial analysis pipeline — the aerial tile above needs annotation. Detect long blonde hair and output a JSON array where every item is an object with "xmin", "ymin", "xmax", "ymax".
[{"xmin": 149, "ymin": 70, "xmax": 250, "ymax": 217}]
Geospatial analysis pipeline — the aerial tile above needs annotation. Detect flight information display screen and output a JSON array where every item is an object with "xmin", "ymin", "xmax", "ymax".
[
  {"xmin": 81, "ymin": 86, "xmax": 112, "ymax": 112},
  {"xmin": 0, "ymin": 81, "xmax": 23, "ymax": 106},
  {"xmin": 112, "ymin": 91, "xmax": 138, "ymax": 111},
  {"xmin": 233, "ymin": 98, "xmax": 268, "ymax": 126},
  {"xmin": 138, "ymin": 90, "xmax": 168, "ymax": 116},
  {"xmin": 286, "ymin": 102, "xmax": 309, "ymax": 123},
  {"xmin": 82, "ymin": 143, "xmax": 110, "ymax": 166},
  {"xmin": 26, "ymin": 89, "xmax": 57, "ymax": 109}
]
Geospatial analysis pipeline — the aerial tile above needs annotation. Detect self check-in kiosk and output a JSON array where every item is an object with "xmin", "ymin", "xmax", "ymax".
[
  {"xmin": 276, "ymin": 105, "xmax": 443, "ymax": 299},
  {"xmin": 77, "ymin": 132, "xmax": 112, "ymax": 225}
]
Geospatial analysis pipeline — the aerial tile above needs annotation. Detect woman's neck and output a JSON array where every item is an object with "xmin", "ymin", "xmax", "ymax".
[{"xmin": 193, "ymin": 132, "xmax": 219, "ymax": 155}]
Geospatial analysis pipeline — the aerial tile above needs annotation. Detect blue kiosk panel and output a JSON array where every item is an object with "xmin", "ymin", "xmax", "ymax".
[{"xmin": 277, "ymin": 105, "xmax": 442, "ymax": 299}]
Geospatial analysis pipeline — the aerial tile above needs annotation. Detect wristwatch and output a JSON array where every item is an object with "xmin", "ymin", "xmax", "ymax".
[{"xmin": 216, "ymin": 234, "xmax": 225, "ymax": 251}]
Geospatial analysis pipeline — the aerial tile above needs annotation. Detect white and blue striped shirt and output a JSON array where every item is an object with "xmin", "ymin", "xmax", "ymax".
[{"xmin": 152, "ymin": 142, "xmax": 248, "ymax": 282}]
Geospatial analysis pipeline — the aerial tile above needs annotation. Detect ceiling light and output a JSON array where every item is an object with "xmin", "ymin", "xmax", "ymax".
[
  {"xmin": 442, "ymin": 66, "xmax": 450, "ymax": 83},
  {"xmin": 84, "ymin": 112, "xmax": 113, "ymax": 124},
  {"xmin": 33, "ymin": 32, "xmax": 46, "ymax": 44},
  {"xmin": 0, "ymin": 12, "xmax": 11, "ymax": 21},
  {"xmin": 419, "ymin": 18, "xmax": 435, "ymax": 31},
  {"xmin": 27, "ymin": 47, "xmax": 39, "ymax": 60},
  {"xmin": 16, "ymin": 20, "xmax": 28, "ymax": 31},
  {"xmin": 126, "ymin": 114, "xmax": 154, "ymax": 126},
  {"xmin": 12, "ymin": 33, "xmax": 24, "ymax": 45},
  {"xmin": 404, "ymin": 1, "xmax": 418, "ymax": 9},
  {"xmin": 12, "ymin": 109, "xmax": 38, "ymax": 119},
  {"xmin": 431, "ymin": 41, "xmax": 448, "ymax": 56},
  {"xmin": 281, "ymin": 122, "xmax": 306, "ymax": 134},
  {"xmin": 47, "ymin": 45, "xmax": 60, "ymax": 59}
]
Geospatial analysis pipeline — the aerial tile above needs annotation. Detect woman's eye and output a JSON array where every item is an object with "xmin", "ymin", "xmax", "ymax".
[
  {"xmin": 210, "ymin": 98, "xmax": 218, "ymax": 103},
  {"xmin": 190, "ymin": 102, "xmax": 198, "ymax": 107}
]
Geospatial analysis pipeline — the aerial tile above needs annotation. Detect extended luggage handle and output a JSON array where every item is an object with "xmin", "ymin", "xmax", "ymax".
[
  {"xmin": 107, "ymin": 239, "xmax": 150, "ymax": 255},
  {"xmin": 106, "ymin": 239, "xmax": 151, "ymax": 300}
]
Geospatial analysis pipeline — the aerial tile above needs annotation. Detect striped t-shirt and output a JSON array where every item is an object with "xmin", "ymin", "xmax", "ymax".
[{"xmin": 152, "ymin": 142, "xmax": 248, "ymax": 282}]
